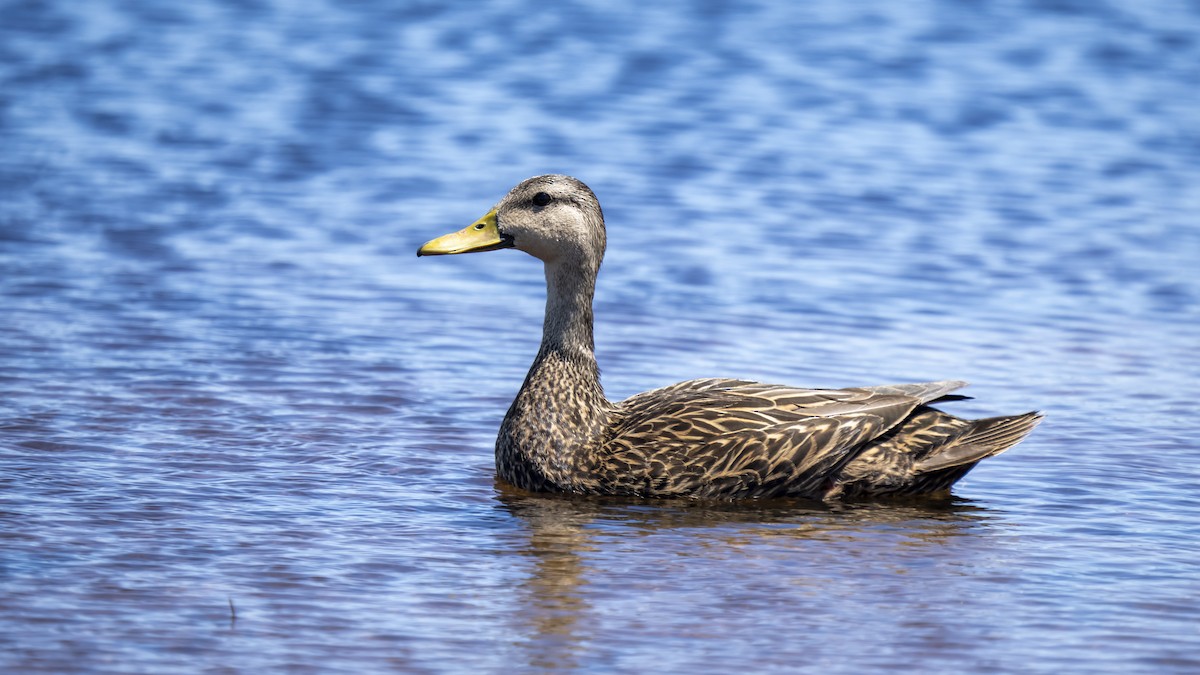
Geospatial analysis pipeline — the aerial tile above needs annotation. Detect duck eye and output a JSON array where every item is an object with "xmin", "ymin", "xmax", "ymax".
[{"xmin": 532, "ymin": 192, "xmax": 551, "ymax": 207}]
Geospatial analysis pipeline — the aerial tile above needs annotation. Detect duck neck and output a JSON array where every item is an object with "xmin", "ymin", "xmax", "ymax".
[
  {"xmin": 496, "ymin": 256, "xmax": 610, "ymax": 492},
  {"xmin": 541, "ymin": 257, "xmax": 598, "ymax": 357}
]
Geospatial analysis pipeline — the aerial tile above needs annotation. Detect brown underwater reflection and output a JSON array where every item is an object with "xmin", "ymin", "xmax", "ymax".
[{"xmin": 495, "ymin": 483, "xmax": 996, "ymax": 671}]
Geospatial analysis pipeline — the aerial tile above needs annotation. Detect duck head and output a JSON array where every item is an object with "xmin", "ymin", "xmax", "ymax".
[{"xmin": 418, "ymin": 174, "xmax": 606, "ymax": 270}]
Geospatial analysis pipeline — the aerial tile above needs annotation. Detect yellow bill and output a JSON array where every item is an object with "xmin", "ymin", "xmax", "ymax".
[{"xmin": 417, "ymin": 209, "xmax": 513, "ymax": 256}]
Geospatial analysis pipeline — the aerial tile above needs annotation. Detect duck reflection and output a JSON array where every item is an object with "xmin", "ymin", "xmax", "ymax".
[{"xmin": 493, "ymin": 481, "xmax": 996, "ymax": 670}]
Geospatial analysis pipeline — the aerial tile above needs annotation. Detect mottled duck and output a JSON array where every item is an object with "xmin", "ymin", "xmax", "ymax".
[{"xmin": 418, "ymin": 175, "xmax": 1040, "ymax": 500}]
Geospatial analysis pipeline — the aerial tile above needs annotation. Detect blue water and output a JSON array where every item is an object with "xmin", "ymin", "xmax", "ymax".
[{"xmin": 3, "ymin": 0, "xmax": 1199, "ymax": 671}]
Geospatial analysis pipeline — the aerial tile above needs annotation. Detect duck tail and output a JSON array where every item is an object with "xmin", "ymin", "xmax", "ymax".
[{"xmin": 913, "ymin": 411, "xmax": 1044, "ymax": 474}]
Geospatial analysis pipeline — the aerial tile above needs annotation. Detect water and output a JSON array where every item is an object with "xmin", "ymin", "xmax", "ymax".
[{"xmin": 2, "ymin": 0, "xmax": 1199, "ymax": 671}]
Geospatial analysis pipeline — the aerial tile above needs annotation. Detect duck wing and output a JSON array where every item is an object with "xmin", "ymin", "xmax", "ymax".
[{"xmin": 587, "ymin": 378, "xmax": 964, "ymax": 499}]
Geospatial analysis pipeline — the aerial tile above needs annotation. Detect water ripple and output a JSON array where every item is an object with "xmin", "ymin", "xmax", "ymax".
[{"xmin": 3, "ymin": 0, "xmax": 1200, "ymax": 671}]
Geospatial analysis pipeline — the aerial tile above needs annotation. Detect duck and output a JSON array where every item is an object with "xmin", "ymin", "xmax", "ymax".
[{"xmin": 418, "ymin": 174, "xmax": 1041, "ymax": 500}]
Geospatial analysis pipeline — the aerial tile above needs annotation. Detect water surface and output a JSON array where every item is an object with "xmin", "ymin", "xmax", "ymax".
[{"xmin": 2, "ymin": 0, "xmax": 1199, "ymax": 671}]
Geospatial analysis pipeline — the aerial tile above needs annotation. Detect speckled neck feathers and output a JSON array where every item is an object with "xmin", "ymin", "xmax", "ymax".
[{"xmin": 495, "ymin": 187, "xmax": 612, "ymax": 493}]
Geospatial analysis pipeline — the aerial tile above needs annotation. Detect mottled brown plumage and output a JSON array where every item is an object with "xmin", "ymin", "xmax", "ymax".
[{"xmin": 418, "ymin": 174, "xmax": 1041, "ymax": 501}]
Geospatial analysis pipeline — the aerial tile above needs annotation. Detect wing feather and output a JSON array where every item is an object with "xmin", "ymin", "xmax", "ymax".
[{"xmin": 589, "ymin": 379, "xmax": 936, "ymax": 498}]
